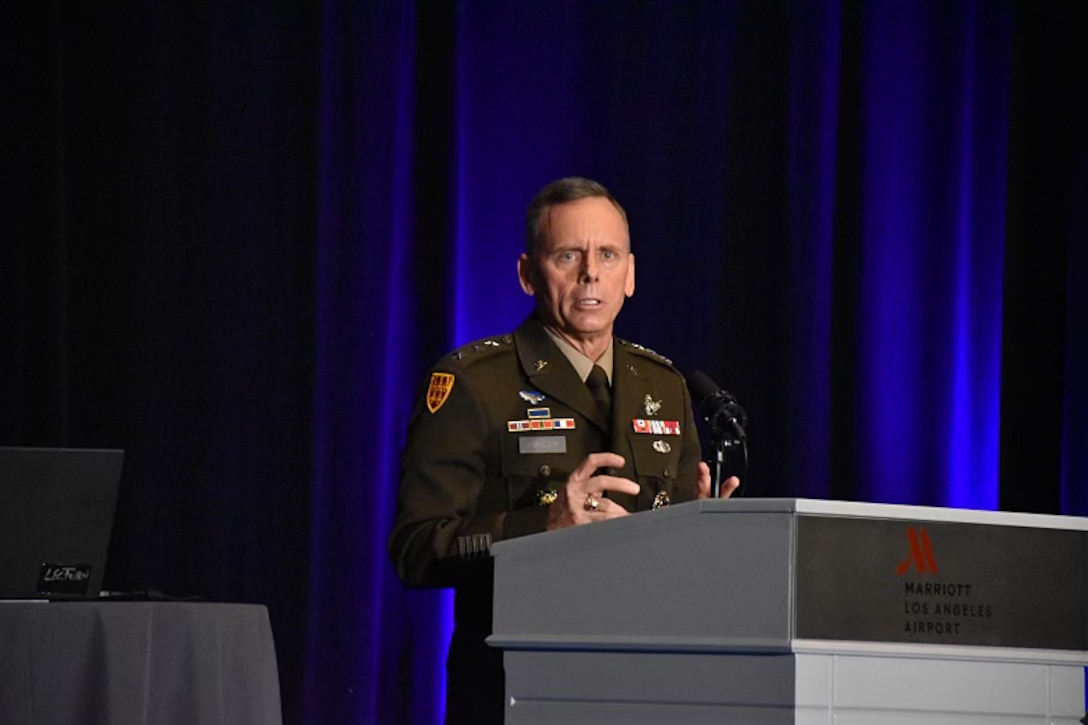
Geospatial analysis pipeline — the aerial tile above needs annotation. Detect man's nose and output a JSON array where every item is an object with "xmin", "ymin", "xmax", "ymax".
[{"xmin": 580, "ymin": 254, "xmax": 599, "ymax": 281}]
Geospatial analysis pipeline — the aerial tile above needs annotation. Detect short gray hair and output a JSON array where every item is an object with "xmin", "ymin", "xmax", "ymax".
[{"xmin": 524, "ymin": 177, "xmax": 628, "ymax": 256}]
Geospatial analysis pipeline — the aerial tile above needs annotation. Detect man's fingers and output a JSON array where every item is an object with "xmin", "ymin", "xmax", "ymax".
[
  {"xmin": 592, "ymin": 471, "xmax": 640, "ymax": 497},
  {"xmin": 696, "ymin": 461, "xmax": 711, "ymax": 499},
  {"xmin": 719, "ymin": 475, "xmax": 741, "ymax": 498},
  {"xmin": 573, "ymin": 452, "xmax": 626, "ymax": 478},
  {"xmin": 569, "ymin": 452, "xmax": 639, "ymax": 497},
  {"xmin": 580, "ymin": 492, "xmax": 630, "ymax": 517}
]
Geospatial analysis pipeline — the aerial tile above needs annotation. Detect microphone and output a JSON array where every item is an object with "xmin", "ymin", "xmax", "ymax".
[
  {"xmin": 687, "ymin": 370, "xmax": 747, "ymax": 441},
  {"xmin": 687, "ymin": 370, "xmax": 748, "ymax": 497}
]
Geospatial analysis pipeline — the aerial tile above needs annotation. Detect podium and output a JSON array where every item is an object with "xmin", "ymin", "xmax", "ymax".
[{"xmin": 489, "ymin": 499, "xmax": 1088, "ymax": 724}]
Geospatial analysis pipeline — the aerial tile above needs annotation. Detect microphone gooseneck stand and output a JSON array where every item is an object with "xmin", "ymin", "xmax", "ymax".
[
  {"xmin": 687, "ymin": 371, "xmax": 749, "ymax": 498},
  {"xmin": 709, "ymin": 416, "xmax": 748, "ymax": 498}
]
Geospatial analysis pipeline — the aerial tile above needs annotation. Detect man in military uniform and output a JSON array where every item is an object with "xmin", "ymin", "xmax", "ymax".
[{"xmin": 388, "ymin": 177, "xmax": 739, "ymax": 724}]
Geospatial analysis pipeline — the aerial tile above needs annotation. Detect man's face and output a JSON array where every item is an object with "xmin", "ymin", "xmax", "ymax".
[{"xmin": 518, "ymin": 196, "xmax": 635, "ymax": 344}]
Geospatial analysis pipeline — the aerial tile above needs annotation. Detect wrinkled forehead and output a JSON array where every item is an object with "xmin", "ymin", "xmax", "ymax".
[{"xmin": 537, "ymin": 197, "xmax": 630, "ymax": 253}]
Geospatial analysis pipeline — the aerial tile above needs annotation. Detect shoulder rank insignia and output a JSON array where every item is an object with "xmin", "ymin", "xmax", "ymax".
[{"xmin": 426, "ymin": 372, "xmax": 455, "ymax": 413}]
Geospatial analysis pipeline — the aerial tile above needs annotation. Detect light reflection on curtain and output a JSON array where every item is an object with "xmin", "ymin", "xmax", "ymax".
[{"xmin": 853, "ymin": 1, "xmax": 1009, "ymax": 509}]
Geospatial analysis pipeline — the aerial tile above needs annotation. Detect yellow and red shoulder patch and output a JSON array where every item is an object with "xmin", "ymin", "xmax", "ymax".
[{"xmin": 426, "ymin": 372, "xmax": 455, "ymax": 413}]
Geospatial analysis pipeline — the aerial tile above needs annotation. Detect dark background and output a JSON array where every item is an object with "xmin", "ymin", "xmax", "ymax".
[{"xmin": 4, "ymin": 2, "xmax": 1085, "ymax": 723}]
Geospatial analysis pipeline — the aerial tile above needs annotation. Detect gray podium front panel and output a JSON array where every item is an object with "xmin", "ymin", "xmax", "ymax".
[
  {"xmin": 492, "ymin": 503, "xmax": 798, "ymax": 652},
  {"xmin": 491, "ymin": 499, "xmax": 1088, "ymax": 724},
  {"xmin": 795, "ymin": 514, "xmax": 1087, "ymax": 650},
  {"xmin": 492, "ymin": 498, "xmax": 1088, "ymax": 652}
]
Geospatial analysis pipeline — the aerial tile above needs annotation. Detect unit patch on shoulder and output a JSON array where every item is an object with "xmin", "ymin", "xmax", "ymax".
[{"xmin": 426, "ymin": 372, "xmax": 455, "ymax": 413}]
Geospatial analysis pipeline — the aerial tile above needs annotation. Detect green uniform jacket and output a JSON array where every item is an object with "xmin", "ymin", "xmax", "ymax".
[
  {"xmin": 387, "ymin": 315, "xmax": 704, "ymax": 724},
  {"xmin": 389, "ymin": 315, "xmax": 704, "ymax": 588}
]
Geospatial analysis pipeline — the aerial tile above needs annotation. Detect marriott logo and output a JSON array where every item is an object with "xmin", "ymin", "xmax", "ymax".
[{"xmin": 896, "ymin": 526, "xmax": 939, "ymax": 576}]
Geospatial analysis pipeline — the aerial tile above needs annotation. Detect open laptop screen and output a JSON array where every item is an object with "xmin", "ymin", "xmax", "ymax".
[{"xmin": 0, "ymin": 447, "xmax": 124, "ymax": 600}]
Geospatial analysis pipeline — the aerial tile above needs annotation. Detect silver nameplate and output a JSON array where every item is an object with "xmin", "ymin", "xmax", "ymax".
[{"xmin": 519, "ymin": 436, "xmax": 567, "ymax": 454}]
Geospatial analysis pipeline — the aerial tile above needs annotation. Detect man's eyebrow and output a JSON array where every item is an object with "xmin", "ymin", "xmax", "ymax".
[{"xmin": 545, "ymin": 242, "xmax": 626, "ymax": 253}]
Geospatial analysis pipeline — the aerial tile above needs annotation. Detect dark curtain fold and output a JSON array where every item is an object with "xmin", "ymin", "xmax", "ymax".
[
  {"xmin": 3, "ymin": 2, "xmax": 1085, "ymax": 724},
  {"xmin": 3, "ymin": 3, "xmax": 321, "ymax": 720},
  {"xmin": 1000, "ymin": 1, "xmax": 1088, "ymax": 515}
]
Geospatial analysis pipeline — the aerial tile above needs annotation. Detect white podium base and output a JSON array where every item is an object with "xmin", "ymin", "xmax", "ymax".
[{"xmin": 504, "ymin": 641, "xmax": 1086, "ymax": 725}]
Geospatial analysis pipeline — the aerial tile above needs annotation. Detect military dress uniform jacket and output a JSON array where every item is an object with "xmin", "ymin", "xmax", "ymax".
[
  {"xmin": 389, "ymin": 314, "xmax": 704, "ymax": 587},
  {"xmin": 387, "ymin": 315, "xmax": 704, "ymax": 724}
]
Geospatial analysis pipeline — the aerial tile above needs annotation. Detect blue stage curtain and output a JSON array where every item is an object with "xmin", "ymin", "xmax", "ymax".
[
  {"xmin": 304, "ymin": 3, "xmax": 451, "ymax": 724},
  {"xmin": 4, "ymin": 2, "xmax": 1085, "ymax": 724},
  {"xmin": 316, "ymin": 2, "xmax": 1083, "ymax": 721}
]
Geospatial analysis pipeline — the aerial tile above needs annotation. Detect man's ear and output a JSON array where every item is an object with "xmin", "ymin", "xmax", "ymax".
[
  {"xmin": 625, "ymin": 253, "xmax": 635, "ymax": 297},
  {"xmin": 517, "ymin": 253, "xmax": 536, "ymax": 296}
]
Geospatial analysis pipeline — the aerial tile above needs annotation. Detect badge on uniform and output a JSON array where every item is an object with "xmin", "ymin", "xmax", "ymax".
[
  {"xmin": 631, "ymin": 419, "xmax": 681, "ymax": 435},
  {"xmin": 426, "ymin": 372, "xmax": 455, "ymax": 413},
  {"xmin": 535, "ymin": 489, "xmax": 558, "ymax": 505},
  {"xmin": 507, "ymin": 418, "xmax": 576, "ymax": 432},
  {"xmin": 643, "ymin": 395, "xmax": 662, "ymax": 416},
  {"xmin": 519, "ymin": 390, "xmax": 546, "ymax": 405}
]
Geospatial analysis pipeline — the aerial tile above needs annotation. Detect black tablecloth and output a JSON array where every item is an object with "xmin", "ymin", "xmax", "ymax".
[{"xmin": 0, "ymin": 601, "xmax": 282, "ymax": 725}]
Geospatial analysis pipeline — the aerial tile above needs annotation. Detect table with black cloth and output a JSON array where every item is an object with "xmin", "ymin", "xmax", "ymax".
[{"xmin": 0, "ymin": 601, "xmax": 282, "ymax": 725}]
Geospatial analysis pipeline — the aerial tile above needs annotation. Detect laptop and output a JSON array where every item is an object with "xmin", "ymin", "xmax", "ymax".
[{"xmin": 0, "ymin": 447, "xmax": 124, "ymax": 600}]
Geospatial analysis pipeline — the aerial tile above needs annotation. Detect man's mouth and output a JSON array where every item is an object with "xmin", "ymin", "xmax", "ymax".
[{"xmin": 576, "ymin": 298, "xmax": 602, "ymax": 307}]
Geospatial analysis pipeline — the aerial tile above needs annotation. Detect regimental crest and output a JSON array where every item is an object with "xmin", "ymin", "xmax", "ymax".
[
  {"xmin": 643, "ymin": 394, "xmax": 662, "ymax": 416},
  {"xmin": 426, "ymin": 372, "xmax": 455, "ymax": 413}
]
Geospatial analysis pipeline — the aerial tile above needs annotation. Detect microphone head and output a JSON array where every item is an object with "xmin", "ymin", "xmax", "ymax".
[
  {"xmin": 687, "ymin": 369, "xmax": 721, "ymax": 404},
  {"xmin": 686, "ymin": 370, "xmax": 748, "ymax": 437}
]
